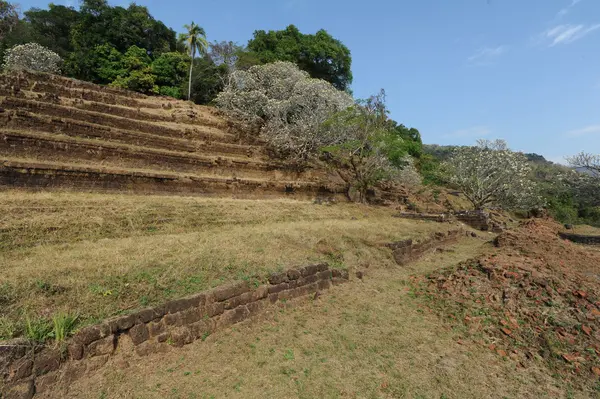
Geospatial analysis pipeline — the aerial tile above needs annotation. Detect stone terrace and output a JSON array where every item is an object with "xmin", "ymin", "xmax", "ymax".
[{"xmin": 0, "ymin": 71, "xmax": 345, "ymax": 199}]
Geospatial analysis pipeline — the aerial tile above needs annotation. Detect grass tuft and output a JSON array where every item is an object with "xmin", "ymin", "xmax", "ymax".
[
  {"xmin": 25, "ymin": 315, "xmax": 53, "ymax": 343},
  {"xmin": 52, "ymin": 313, "xmax": 79, "ymax": 343}
]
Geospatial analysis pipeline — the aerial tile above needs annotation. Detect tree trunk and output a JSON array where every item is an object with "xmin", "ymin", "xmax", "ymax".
[{"xmin": 188, "ymin": 48, "xmax": 194, "ymax": 101}]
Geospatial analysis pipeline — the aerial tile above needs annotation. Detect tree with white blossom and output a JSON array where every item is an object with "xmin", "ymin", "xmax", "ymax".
[
  {"xmin": 2, "ymin": 43, "xmax": 63, "ymax": 74},
  {"xmin": 567, "ymin": 152, "xmax": 600, "ymax": 178},
  {"xmin": 216, "ymin": 61, "xmax": 354, "ymax": 162},
  {"xmin": 443, "ymin": 139, "xmax": 542, "ymax": 210},
  {"xmin": 566, "ymin": 152, "xmax": 600, "ymax": 208}
]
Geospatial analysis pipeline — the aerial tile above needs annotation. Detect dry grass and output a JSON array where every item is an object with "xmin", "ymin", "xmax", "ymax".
[
  {"xmin": 568, "ymin": 224, "xmax": 600, "ymax": 236},
  {"xmin": 2, "ymin": 129, "xmax": 264, "ymax": 163},
  {"xmin": 0, "ymin": 190, "xmax": 451, "ymax": 339},
  {"xmin": 50, "ymin": 237, "xmax": 580, "ymax": 399}
]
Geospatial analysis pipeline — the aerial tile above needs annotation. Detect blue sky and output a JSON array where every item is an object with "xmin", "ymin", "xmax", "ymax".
[{"xmin": 20, "ymin": 0, "xmax": 600, "ymax": 163}]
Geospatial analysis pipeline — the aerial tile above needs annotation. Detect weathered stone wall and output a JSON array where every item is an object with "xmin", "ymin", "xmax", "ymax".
[
  {"xmin": 394, "ymin": 211, "xmax": 505, "ymax": 233},
  {"xmin": 388, "ymin": 229, "xmax": 463, "ymax": 265},
  {"xmin": 393, "ymin": 213, "xmax": 447, "ymax": 223},
  {"xmin": 453, "ymin": 211, "xmax": 493, "ymax": 231},
  {"xmin": 559, "ymin": 233, "xmax": 600, "ymax": 246},
  {"xmin": 0, "ymin": 264, "xmax": 348, "ymax": 398}
]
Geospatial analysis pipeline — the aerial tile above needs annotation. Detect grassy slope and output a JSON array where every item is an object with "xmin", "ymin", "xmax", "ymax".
[
  {"xmin": 567, "ymin": 225, "xmax": 600, "ymax": 236},
  {"xmin": 0, "ymin": 190, "xmax": 450, "ymax": 338},
  {"xmin": 54, "ymin": 238, "xmax": 576, "ymax": 399}
]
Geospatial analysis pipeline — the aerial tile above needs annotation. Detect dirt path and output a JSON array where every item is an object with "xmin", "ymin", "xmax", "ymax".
[{"xmin": 42, "ymin": 236, "xmax": 576, "ymax": 399}]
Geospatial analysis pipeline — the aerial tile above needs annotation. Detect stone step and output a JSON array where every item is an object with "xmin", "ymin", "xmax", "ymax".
[
  {"xmin": 0, "ymin": 111, "xmax": 264, "ymax": 158},
  {"xmin": 0, "ymin": 131, "xmax": 313, "ymax": 181},
  {"xmin": 1, "ymin": 97, "xmax": 238, "ymax": 144},
  {"xmin": 6, "ymin": 84, "xmax": 230, "ymax": 130},
  {"xmin": 0, "ymin": 159, "xmax": 345, "ymax": 199},
  {"xmin": 0, "ymin": 70, "xmax": 155, "ymax": 107}
]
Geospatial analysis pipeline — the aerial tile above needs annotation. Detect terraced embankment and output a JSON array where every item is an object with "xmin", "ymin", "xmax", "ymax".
[{"xmin": 0, "ymin": 71, "xmax": 344, "ymax": 198}]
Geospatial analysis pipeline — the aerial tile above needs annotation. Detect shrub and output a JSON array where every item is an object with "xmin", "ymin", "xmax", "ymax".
[
  {"xmin": 2, "ymin": 42, "xmax": 62, "ymax": 74},
  {"xmin": 25, "ymin": 315, "xmax": 53, "ymax": 342},
  {"xmin": 110, "ymin": 69, "xmax": 158, "ymax": 94},
  {"xmin": 158, "ymin": 85, "xmax": 183, "ymax": 99},
  {"xmin": 0, "ymin": 316, "xmax": 17, "ymax": 340}
]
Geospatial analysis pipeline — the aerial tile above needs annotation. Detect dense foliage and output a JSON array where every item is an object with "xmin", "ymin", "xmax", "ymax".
[
  {"xmin": 246, "ymin": 25, "xmax": 352, "ymax": 91},
  {"xmin": 522, "ymin": 153, "xmax": 600, "ymax": 226},
  {"xmin": 0, "ymin": 2, "xmax": 354, "ymax": 105},
  {"xmin": 0, "ymin": 1, "xmax": 227, "ymax": 102},
  {"xmin": 0, "ymin": 0, "xmax": 18, "ymax": 40},
  {"xmin": 321, "ymin": 90, "xmax": 421, "ymax": 201}
]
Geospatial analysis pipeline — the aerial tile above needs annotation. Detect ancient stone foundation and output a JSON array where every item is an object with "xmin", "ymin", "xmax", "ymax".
[
  {"xmin": 393, "ymin": 213, "xmax": 447, "ymax": 223},
  {"xmin": 388, "ymin": 229, "xmax": 463, "ymax": 265},
  {"xmin": 0, "ymin": 263, "xmax": 349, "ymax": 398},
  {"xmin": 394, "ymin": 211, "xmax": 505, "ymax": 233},
  {"xmin": 559, "ymin": 232, "xmax": 600, "ymax": 246}
]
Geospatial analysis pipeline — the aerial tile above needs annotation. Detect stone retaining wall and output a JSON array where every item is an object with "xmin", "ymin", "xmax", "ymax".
[
  {"xmin": 0, "ymin": 264, "xmax": 348, "ymax": 398},
  {"xmin": 559, "ymin": 232, "xmax": 600, "ymax": 246},
  {"xmin": 453, "ymin": 211, "xmax": 492, "ymax": 231},
  {"xmin": 394, "ymin": 211, "xmax": 505, "ymax": 233},
  {"xmin": 393, "ymin": 213, "xmax": 447, "ymax": 223},
  {"xmin": 388, "ymin": 229, "xmax": 464, "ymax": 265}
]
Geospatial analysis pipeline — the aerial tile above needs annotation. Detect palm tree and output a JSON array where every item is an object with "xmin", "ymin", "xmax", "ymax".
[{"xmin": 180, "ymin": 22, "xmax": 208, "ymax": 101}]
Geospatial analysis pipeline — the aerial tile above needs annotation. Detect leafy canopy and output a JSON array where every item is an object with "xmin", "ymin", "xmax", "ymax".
[
  {"xmin": 247, "ymin": 25, "xmax": 352, "ymax": 91},
  {"xmin": 321, "ymin": 90, "xmax": 420, "ymax": 202}
]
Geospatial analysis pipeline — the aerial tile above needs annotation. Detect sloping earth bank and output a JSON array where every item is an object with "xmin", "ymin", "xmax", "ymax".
[{"xmin": 413, "ymin": 219, "xmax": 600, "ymax": 395}]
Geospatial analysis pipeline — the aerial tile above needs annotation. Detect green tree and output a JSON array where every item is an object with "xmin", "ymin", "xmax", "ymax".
[
  {"xmin": 321, "ymin": 90, "xmax": 412, "ymax": 202},
  {"xmin": 180, "ymin": 22, "xmax": 208, "ymax": 101},
  {"xmin": 246, "ymin": 25, "xmax": 353, "ymax": 91},
  {"xmin": 151, "ymin": 52, "xmax": 189, "ymax": 98},
  {"xmin": 109, "ymin": 45, "xmax": 157, "ymax": 94},
  {"xmin": 69, "ymin": 0, "xmax": 175, "ymax": 81},
  {"xmin": 187, "ymin": 56, "xmax": 228, "ymax": 104},
  {"xmin": 89, "ymin": 44, "xmax": 124, "ymax": 84},
  {"xmin": 0, "ymin": 0, "xmax": 18, "ymax": 41},
  {"xmin": 24, "ymin": 4, "xmax": 80, "ymax": 58}
]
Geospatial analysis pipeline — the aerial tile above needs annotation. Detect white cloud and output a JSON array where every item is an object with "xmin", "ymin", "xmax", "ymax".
[
  {"xmin": 444, "ymin": 126, "xmax": 491, "ymax": 139},
  {"xmin": 541, "ymin": 24, "xmax": 600, "ymax": 46},
  {"xmin": 467, "ymin": 46, "xmax": 508, "ymax": 66},
  {"xmin": 566, "ymin": 125, "xmax": 600, "ymax": 136},
  {"xmin": 556, "ymin": 0, "xmax": 583, "ymax": 19}
]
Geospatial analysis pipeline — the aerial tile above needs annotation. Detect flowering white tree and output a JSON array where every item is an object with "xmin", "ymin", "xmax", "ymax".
[
  {"xmin": 443, "ymin": 139, "xmax": 542, "ymax": 210},
  {"xmin": 216, "ymin": 61, "xmax": 354, "ymax": 162},
  {"xmin": 2, "ymin": 43, "xmax": 63, "ymax": 74},
  {"xmin": 567, "ymin": 152, "xmax": 600, "ymax": 178},
  {"xmin": 320, "ymin": 90, "xmax": 420, "ymax": 202},
  {"xmin": 566, "ymin": 152, "xmax": 600, "ymax": 207}
]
